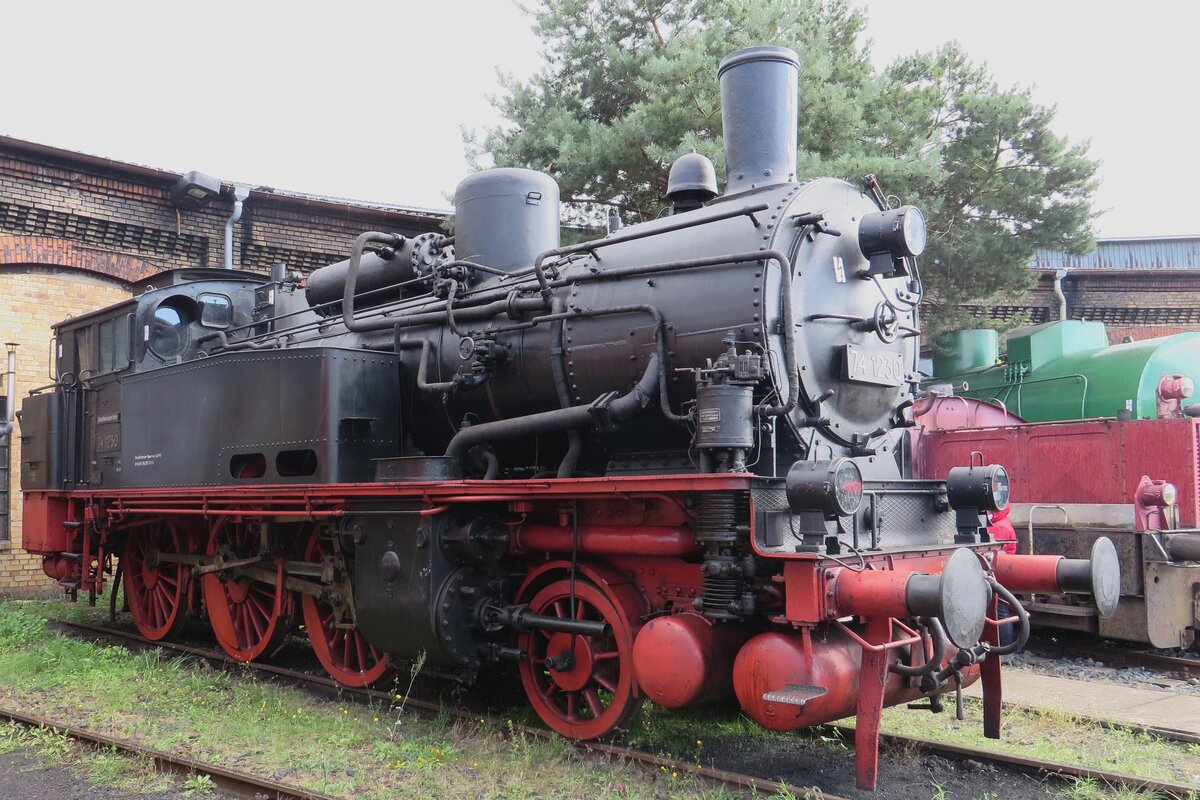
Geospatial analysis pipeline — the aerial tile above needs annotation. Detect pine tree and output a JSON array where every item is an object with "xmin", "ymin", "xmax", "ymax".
[{"xmin": 470, "ymin": 0, "xmax": 1098, "ymax": 339}]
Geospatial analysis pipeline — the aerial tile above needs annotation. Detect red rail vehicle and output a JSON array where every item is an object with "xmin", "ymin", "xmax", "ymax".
[
  {"xmin": 915, "ymin": 393, "xmax": 1198, "ymax": 648},
  {"xmin": 14, "ymin": 46, "xmax": 1117, "ymax": 790}
]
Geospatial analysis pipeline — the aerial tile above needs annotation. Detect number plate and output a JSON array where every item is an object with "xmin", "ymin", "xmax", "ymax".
[{"xmin": 844, "ymin": 344, "xmax": 906, "ymax": 387}]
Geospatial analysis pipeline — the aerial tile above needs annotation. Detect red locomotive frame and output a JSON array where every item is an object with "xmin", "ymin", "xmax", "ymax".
[{"xmin": 25, "ymin": 474, "xmax": 1069, "ymax": 790}]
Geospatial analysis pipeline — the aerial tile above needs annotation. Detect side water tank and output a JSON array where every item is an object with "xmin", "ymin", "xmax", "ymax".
[
  {"xmin": 933, "ymin": 329, "xmax": 999, "ymax": 376},
  {"xmin": 453, "ymin": 168, "xmax": 560, "ymax": 274}
]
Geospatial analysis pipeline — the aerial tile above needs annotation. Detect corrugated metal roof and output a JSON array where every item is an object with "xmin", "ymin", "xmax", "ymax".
[{"xmin": 1032, "ymin": 236, "xmax": 1200, "ymax": 271}]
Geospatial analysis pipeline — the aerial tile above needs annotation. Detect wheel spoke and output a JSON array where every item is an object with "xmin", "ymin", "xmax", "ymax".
[
  {"xmin": 594, "ymin": 671, "xmax": 617, "ymax": 694},
  {"xmin": 584, "ymin": 688, "xmax": 604, "ymax": 718},
  {"xmin": 354, "ymin": 634, "xmax": 367, "ymax": 671},
  {"xmin": 565, "ymin": 691, "xmax": 578, "ymax": 721}
]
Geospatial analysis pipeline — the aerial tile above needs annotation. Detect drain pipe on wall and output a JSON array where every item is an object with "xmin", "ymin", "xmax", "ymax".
[
  {"xmin": 1053, "ymin": 269, "xmax": 1069, "ymax": 320},
  {"xmin": 224, "ymin": 184, "xmax": 251, "ymax": 269},
  {"xmin": 0, "ymin": 344, "xmax": 17, "ymax": 440}
]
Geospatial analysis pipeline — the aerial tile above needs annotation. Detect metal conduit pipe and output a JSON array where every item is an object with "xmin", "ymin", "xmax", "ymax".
[
  {"xmin": 444, "ymin": 356, "xmax": 660, "ymax": 459},
  {"xmin": 0, "ymin": 344, "xmax": 16, "ymax": 439},
  {"xmin": 1053, "ymin": 269, "xmax": 1068, "ymax": 321},
  {"xmin": 444, "ymin": 280, "xmax": 469, "ymax": 337},
  {"xmin": 224, "ymin": 185, "xmax": 251, "ymax": 270},
  {"xmin": 479, "ymin": 449, "xmax": 500, "ymax": 480}
]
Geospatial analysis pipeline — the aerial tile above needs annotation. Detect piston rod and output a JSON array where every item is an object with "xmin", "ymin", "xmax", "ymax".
[{"xmin": 486, "ymin": 604, "xmax": 611, "ymax": 638}]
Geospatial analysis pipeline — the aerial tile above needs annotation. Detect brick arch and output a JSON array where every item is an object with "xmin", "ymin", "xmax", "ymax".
[{"xmin": 0, "ymin": 235, "xmax": 159, "ymax": 283}]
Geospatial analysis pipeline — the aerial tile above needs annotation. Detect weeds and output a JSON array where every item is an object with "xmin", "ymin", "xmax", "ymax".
[
  {"xmin": 182, "ymin": 773, "xmax": 216, "ymax": 797},
  {"xmin": 391, "ymin": 648, "xmax": 426, "ymax": 721}
]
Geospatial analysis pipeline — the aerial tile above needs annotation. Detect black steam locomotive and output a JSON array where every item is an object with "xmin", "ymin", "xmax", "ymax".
[{"xmin": 17, "ymin": 45, "xmax": 1117, "ymax": 790}]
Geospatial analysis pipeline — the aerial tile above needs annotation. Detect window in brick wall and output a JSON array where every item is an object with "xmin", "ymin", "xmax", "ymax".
[{"xmin": 0, "ymin": 395, "xmax": 8, "ymax": 541}]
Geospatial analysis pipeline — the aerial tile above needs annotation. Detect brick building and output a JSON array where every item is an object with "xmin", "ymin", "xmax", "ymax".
[
  {"xmin": 969, "ymin": 236, "xmax": 1200, "ymax": 343},
  {"xmin": 0, "ymin": 136, "xmax": 446, "ymax": 595}
]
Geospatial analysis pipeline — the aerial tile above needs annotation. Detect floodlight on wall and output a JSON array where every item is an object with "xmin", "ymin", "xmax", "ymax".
[{"xmin": 169, "ymin": 170, "xmax": 221, "ymax": 210}]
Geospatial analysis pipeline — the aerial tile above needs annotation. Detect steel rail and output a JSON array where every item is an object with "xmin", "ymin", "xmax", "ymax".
[
  {"xmin": 0, "ymin": 705, "xmax": 339, "ymax": 800},
  {"xmin": 55, "ymin": 620, "xmax": 837, "ymax": 799},
  {"xmin": 56, "ymin": 620, "xmax": 1200, "ymax": 798},
  {"xmin": 827, "ymin": 724, "xmax": 1199, "ymax": 798}
]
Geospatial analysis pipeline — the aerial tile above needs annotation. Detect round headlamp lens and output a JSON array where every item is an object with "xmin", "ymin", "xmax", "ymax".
[
  {"xmin": 901, "ymin": 205, "xmax": 927, "ymax": 257},
  {"xmin": 989, "ymin": 465, "xmax": 1010, "ymax": 511},
  {"xmin": 785, "ymin": 458, "xmax": 864, "ymax": 517},
  {"xmin": 1161, "ymin": 483, "xmax": 1178, "ymax": 507},
  {"xmin": 833, "ymin": 459, "xmax": 864, "ymax": 516}
]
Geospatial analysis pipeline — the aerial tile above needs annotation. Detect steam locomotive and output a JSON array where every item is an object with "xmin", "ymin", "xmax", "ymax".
[{"xmin": 17, "ymin": 46, "xmax": 1119, "ymax": 790}]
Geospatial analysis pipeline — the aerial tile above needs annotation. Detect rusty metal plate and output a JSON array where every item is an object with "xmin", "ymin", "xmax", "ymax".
[{"xmin": 1143, "ymin": 561, "xmax": 1200, "ymax": 649}]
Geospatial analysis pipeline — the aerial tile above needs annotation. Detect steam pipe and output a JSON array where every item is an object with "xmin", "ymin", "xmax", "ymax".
[
  {"xmin": 986, "ymin": 579, "xmax": 1030, "ymax": 657},
  {"xmin": 224, "ymin": 184, "xmax": 251, "ymax": 270},
  {"xmin": 343, "ymin": 231, "xmax": 407, "ymax": 331},
  {"xmin": 547, "ymin": 297, "xmax": 584, "ymax": 477},
  {"xmin": 444, "ymin": 356, "xmax": 659, "ymax": 459},
  {"xmin": 0, "ymin": 344, "xmax": 16, "ymax": 439},
  {"xmin": 890, "ymin": 617, "xmax": 947, "ymax": 678},
  {"xmin": 394, "ymin": 337, "xmax": 454, "ymax": 393}
]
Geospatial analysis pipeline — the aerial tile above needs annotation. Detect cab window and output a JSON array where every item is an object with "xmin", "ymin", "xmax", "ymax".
[
  {"xmin": 199, "ymin": 293, "xmax": 233, "ymax": 328},
  {"xmin": 145, "ymin": 296, "xmax": 197, "ymax": 362}
]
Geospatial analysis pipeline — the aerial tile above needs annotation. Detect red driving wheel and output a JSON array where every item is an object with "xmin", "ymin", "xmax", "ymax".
[
  {"xmin": 518, "ymin": 578, "xmax": 642, "ymax": 739},
  {"xmin": 300, "ymin": 530, "xmax": 390, "ymax": 686},
  {"xmin": 123, "ymin": 520, "xmax": 190, "ymax": 641},
  {"xmin": 202, "ymin": 520, "xmax": 294, "ymax": 662}
]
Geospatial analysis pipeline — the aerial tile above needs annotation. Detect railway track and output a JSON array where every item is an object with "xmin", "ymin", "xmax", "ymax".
[
  {"xmin": 0, "ymin": 704, "xmax": 338, "ymax": 800},
  {"xmin": 1029, "ymin": 637, "xmax": 1200, "ymax": 681},
  {"xmin": 52, "ymin": 620, "xmax": 1200, "ymax": 799}
]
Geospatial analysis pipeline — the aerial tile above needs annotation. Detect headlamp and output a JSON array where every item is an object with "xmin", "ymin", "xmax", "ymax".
[
  {"xmin": 858, "ymin": 205, "xmax": 927, "ymax": 276},
  {"xmin": 786, "ymin": 458, "xmax": 864, "ymax": 517},
  {"xmin": 946, "ymin": 464, "xmax": 1010, "ymax": 512}
]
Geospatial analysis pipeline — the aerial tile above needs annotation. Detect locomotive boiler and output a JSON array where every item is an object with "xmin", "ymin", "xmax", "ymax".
[{"xmin": 16, "ymin": 45, "xmax": 1120, "ymax": 790}]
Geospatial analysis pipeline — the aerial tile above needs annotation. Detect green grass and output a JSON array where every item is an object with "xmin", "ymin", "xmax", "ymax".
[
  {"xmin": 0, "ymin": 599, "xmax": 798, "ymax": 799},
  {"xmin": 11, "ymin": 597, "xmax": 1195, "ymax": 799}
]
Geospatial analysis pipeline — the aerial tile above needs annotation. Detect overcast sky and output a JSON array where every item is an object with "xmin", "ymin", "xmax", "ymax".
[{"xmin": 1, "ymin": 1, "xmax": 1195, "ymax": 238}]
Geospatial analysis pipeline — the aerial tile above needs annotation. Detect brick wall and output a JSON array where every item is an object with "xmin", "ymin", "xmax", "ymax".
[
  {"xmin": 964, "ymin": 270, "xmax": 1200, "ymax": 343},
  {"xmin": 0, "ymin": 140, "xmax": 444, "ymax": 276},
  {"xmin": 0, "ymin": 136, "xmax": 447, "ymax": 595},
  {"xmin": 0, "ymin": 268, "xmax": 131, "ymax": 595}
]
